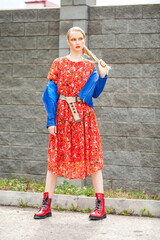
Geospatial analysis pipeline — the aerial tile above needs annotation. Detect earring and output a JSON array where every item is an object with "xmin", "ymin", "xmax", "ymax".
[
  {"xmin": 82, "ymin": 48, "xmax": 84, "ymax": 55},
  {"xmin": 69, "ymin": 47, "xmax": 70, "ymax": 54}
]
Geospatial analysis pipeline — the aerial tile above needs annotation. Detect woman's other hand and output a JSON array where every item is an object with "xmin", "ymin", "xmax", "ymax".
[
  {"xmin": 98, "ymin": 59, "xmax": 109, "ymax": 78},
  {"xmin": 48, "ymin": 125, "xmax": 57, "ymax": 136}
]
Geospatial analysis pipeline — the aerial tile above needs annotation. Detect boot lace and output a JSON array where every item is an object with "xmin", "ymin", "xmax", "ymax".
[
  {"xmin": 95, "ymin": 199, "xmax": 102, "ymax": 211},
  {"xmin": 41, "ymin": 197, "xmax": 50, "ymax": 210}
]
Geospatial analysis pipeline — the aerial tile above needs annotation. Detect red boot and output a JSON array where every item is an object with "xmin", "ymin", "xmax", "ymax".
[
  {"xmin": 34, "ymin": 192, "xmax": 52, "ymax": 219},
  {"xmin": 89, "ymin": 193, "xmax": 107, "ymax": 220}
]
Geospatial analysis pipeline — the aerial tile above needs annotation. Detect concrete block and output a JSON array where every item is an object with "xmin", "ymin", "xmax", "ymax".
[
  {"xmin": 113, "ymin": 64, "xmax": 142, "ymax": 78},
  {"xmin": 142, "ymin": 64, "xmax": 160, "ymax": 78},
  {"xmin": 141, "ymin": 153, "xmax": 160, "ymax": 167},
  {"xmin": 13, "ymin": 9, "xmax": 37, "ymax": 22},
  {"xmin": 25, "ymin": 22, "xmax": 48, "ymax": 35},
  {"xmin": 34, "ymin": 119, "xmax": 48, "ymax": 134},
  {"xmin": 129, "ymin": 78, "xmax": 157, "ymax": 93},
  {"xmin": 104, "ymin": 78, "xmax": 128, "ymax": 93},
  {"xmin": 115, "ymin": 5, "xmax": 142, "ymax": 18},
  {"xmin": 113, "ymin": 123, "xmax": 141, "ymax": 137},
  {"xmin": 21, "ymin": 160, "xmax": 47, "ymax": 175},
  {"xmin": 11, "ymin": 146, "xmax": 47, "ymax": 160},
  {"xmin": 0, "ymin": 37, "xmax": 12, "ymax": 50},
  {"xmin": 0, "ymin": 10, "xmax": 12, "ymax": 22},
  {"xmin": 113, "ymin": 93, "xmax": 140, "ymax": 107},
  {"xmin": 0, "ymin": 133, "xmax": 11, "ymax": 145},
  {"xmin": 48, "ymin": 50, "xmax": 59, "ymax": 63},
  {"xmin": 24, "ymin": 50, "xmax": 49, "ymax": 64},
  {"xmin": 0, "ymin": 91, "xmax": 12, "ymax": 104},
  {"xmin": 37, "ymin": 9, "xmax": 59, "ymax": 21},
  {"xmin": 0, "ymin": 105, "xmax": 45, "ymax": 120},
  {"xmin": 11, "ymin": 91, "xmax": 36, "ymax": 105},
  {"xmin": 1, "ymin": 23, "xmax": 24, "ymax": 36},
  {"xmin": 142, "ymin": 34, "xmax": 160, "ymax": 48},
  {"xmin": 154, "ymin": 139, "xmax": 160, "ymax": 153},
  {"xmin": 9, "ymin": 132, "xmax": 48, "ymax": 147},
  {"xmin": 61, "ymin": 0, "xmax": 73, "ymax": 5},
  {"xmin": 0, "ymin": 119, "xmax": 10, "ymax": 132},
  {"xmin": 74, "ymin": 0, "xmax": 96, "ymax": 5},
  {"xmin": 93, "ymin": 92, "xmax": 112, "ymax": 107},
  {"xmin": 127, "ymin": 108, "xmax": 155, "ymax": 123},
  {"xmin": 128, "ymin": 49, "xmax": 157, "ymax": 64},
  {"xmin": 0, "ymin": 64, "xmax": 12, "ymax": 79},
  {"xmin": 37, "ymin": 64, "xmax": 51, "ymax": 78},
  {"xmin": 0, "ymin": 51, "xmax": 23, "ymax": 64},
  {"xmin": 123, "ymin": 166, "xmax": 154, "ymax": 182},
  {"xmin": 34, "ymin": 78, "xmax": 48, "ymax": 91},
  {"xmin": 101, "ymin": 136, "xmax": 126, "ymax": 151},
  {"xmin": 13, "ymin": 64, "xmax": 36, "ymax": 77},
  {"xmin": 126, "ymin": 138, "xmax": 153, "ymax": 152},
  {"xmin": 104, "ymin": 151, "xmax": 141, "ymax": 167},
  {"xmin": 128, "ymin": 19, "xmax": 159, "ymax": 33},
  {"xmin": 140, "ymin": 94, "xmax": 160, "ymax": 108},
  {"xmin": 12, "ymin": 36, "xmax": 36, "ymax": 49},
  {"xmin": 73, "ymin": 20, "xmax": 88, "ymax": 33},
  {"xmin": 48, "ymin": 22, "xmax": 59, "ymax": 35},
  {"xmin": 89, "ymin": 34, "xmax": 115, "ymax": 48},
  {"xmin": 152, "ymin": 168, "xmax": 160, "ymax": 182},
  {"xmin": 0, "ymin": 160, "xmax": 21, "ymax": 173},
  {"xmin": 11, "ymin": 119, "xmax": 35, "ymax": 133},
  {"xmin": 37, "ymin": 36, "xmax": 59, "ymax": 49},
  {"xmin": 101, "ymin": 49, "xmax": 130, "ymax": 63},
  {"xmin": 60, "ymin": 6, "xmax": 88, "ymax": 20},
  {"xmin": 59, "ymin": 35, "xmax": 68, "ymax": 48},
  {"xmin": 89, "ymin": 6, "xmax": 115, "ymax": 20},
  {"xmin": 116, "ymin": 34, "xmax": 142, "ymax": 48},
  {"xmin": 98, "ymin": 121, "xmax": 113, "ymax": 136},
  {"xmin": 139, "ymin": 182, "xmax": 160, "ymax": 195},
  {"xmin": 0, "ymin": 146, "xmax": 12, "ymax": 159},
  {"xmin": 141, "ymin": 123, "xmax": 160, "ymax": 138},
  {"xmin": 155, "ymin": 109, "xmax": 160, "ymax": 122},
  {"xmin": 88, "ymin": 20, "xmax": 102, "ymax": 34},
  {"xmin": 142, "ymin": 4, "xmax": 160, "ymax": 18},
  {"xmin": 59, "ymin": 21, "xmax": 73, "ymax": 35},
  {"xmin": 101, "ymin": 107, "xmax": 128, "ymax": 122},
  {"xmin": 102, "ymin": 20, "xmax": 128, "ymax": 33}
]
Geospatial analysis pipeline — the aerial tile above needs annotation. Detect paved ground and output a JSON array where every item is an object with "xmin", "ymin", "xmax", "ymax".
[{"xmin": 0, "ymin": 205, "xmax": 159, "ymax": 240}]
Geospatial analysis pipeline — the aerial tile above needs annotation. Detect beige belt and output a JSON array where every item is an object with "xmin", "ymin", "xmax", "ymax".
[{"xmin": 59, "ymin": 94, "xmax": 82, "ymax": 123}]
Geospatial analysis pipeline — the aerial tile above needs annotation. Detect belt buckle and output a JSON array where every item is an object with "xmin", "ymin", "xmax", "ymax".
[{"xmin": 75, "ymin": 96, "xmax": 78, "ymax": 102}]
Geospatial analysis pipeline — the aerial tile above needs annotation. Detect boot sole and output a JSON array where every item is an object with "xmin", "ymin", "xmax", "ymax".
[
  {"xmin": 89, "ymin": 213, "xmax": 107, "ymax": 220},
  {"xmin": 34, "ymin": 212, "xmax": 52, "ymax": 219}
]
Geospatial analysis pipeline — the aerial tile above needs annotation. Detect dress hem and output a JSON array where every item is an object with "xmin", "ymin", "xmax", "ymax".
[{"xmin": 47, "ymin": 165, "xmax": 104, "ymax": 180}]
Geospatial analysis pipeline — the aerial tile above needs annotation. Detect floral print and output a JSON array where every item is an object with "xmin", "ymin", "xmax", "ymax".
[{"xmin": 47, "ymin": 56, "xmax": 104, "ymax": 179}]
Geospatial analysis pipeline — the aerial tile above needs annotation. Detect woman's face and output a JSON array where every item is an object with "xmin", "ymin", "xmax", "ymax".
[{"xmin": 68, "ymin": 31, "xmax": 85, "ymax": 53}]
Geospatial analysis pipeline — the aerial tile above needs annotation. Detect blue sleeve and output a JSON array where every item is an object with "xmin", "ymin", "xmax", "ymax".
[
  {"xmin": 42, "ymin": 80, "xmax": 59, "ymax": 128},
  {"xmin": 93, "ymin": 73, "xmax": 107, "ymax": 98}
]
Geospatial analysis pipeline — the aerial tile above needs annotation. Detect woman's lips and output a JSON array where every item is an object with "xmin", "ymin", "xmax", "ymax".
[{"xmin": 76, "ymin": 46, "xmax": 80, "ymax": 48}]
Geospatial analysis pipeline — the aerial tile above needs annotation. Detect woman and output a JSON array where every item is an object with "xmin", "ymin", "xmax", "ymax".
[{"xmin": 34, "ymin": 27, "xmax": 110, "ymax": 221}]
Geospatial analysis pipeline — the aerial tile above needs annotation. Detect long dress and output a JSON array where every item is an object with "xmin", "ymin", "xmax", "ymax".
[{"xmin": 47, "ymin": 56, "xmax": 104, "ymax": 179}]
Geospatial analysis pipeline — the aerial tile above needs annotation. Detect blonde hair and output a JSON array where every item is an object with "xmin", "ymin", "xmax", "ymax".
[{"xmin": 67, "ymin": 27, "xmax": 111, "ymax": 73}]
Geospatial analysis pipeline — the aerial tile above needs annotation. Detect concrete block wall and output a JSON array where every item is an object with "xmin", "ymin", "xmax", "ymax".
[
  {"xmin": 87, "ymin": 4, "xmax": 160, "ymax": 194},
  {"xmin": 0, "ymin": 8, "xmax": 60, "ymax": 181},
  {"xmin": 0, "ymin": 1, "xmax": 159, "ymax": 194}
]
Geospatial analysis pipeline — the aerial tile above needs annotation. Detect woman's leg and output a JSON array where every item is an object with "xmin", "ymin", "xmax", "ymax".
[
  {"xmin": 91, "ymin": 169, "xmax": 104, "ymax": 193},
  {"xmin": 89, "ymin": 169, "xmax": 106, "ymax": 220},
  {"xmin": 45, "ymin": 170, "xmax": 58, "ymax": 198}
]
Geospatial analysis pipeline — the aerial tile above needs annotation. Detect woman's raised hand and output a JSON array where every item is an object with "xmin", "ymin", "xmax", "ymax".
[
  {"xmin": 98, "ymin": 59, "xmax": 110, "ymax": 78},
  {"xmin": 48, "ymin": 126, "xmax": 57, "ymax": 136}
]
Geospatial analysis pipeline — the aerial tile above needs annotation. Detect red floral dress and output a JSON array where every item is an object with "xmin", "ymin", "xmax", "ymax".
[{"xmin": 47, "ymin": 56, "xmax": 104, "ymax": 179}]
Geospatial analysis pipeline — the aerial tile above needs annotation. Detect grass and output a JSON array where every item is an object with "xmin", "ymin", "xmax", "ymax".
[{"xmin": 0, "ymin": 175, "xmax": 159, "ymax": 200}]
